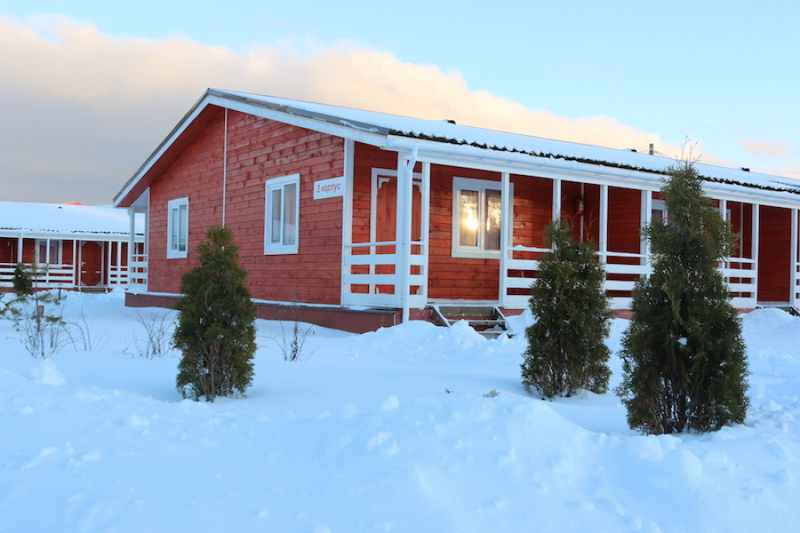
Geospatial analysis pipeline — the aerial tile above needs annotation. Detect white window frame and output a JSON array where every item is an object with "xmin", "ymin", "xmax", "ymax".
[
  {"xmin": 451, "ymin": 177, "xmax": 511, "ymax": 259},
  {"xmin": 265, "ymin": 173, "xmax": 300, "ymax": 255},
  {"xmin": 167, "ymin": 197, "xmax": 189, "ymax": 259},
  {"xmin": 35, "ymin": 239, "xmax": 62, "ymax": 265}
]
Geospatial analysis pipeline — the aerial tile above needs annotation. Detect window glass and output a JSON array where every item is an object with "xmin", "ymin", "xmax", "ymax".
[
  {"xmin": 284, "ymin": 182, "xmax": 297, "ymax": 246},
  {"xmin": 459, "ymin": 190, "xmax": 479, "ymax": 247},
  {"xmin": 36, "ymin": 240, "xmax": 60, "ymax": 264},
  {"xmin": 484, "ymin": 189, "xmax": 502, "ymax": 251},
  {"xmin": 652, "ymin": 199, "xmax": 667, "ymax": 225},
  {"xmin": 271, "ymin": 188, "xmax": 282, "ymax": 244}
]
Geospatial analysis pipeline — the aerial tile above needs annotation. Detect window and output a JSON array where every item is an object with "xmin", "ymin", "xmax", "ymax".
[
  {"xmin": 452, "ymin": 177, "xmax": 508, "ymax": 258},
  {"xmin": 651, "ymin": 199, "xmax": 668, "ymax": 225},
  {"xmin": 167, "ymin": 197, "xmax": 189, "ymax": 259},
  {"xmin": 35, "ymin": 239, "xmax": 61, "ymax": 265},
  {"xmin": 265, "ymin": 174, "xmax": 300, "ymax": 255}
]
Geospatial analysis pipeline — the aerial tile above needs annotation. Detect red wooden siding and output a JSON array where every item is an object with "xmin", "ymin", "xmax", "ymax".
[
  {"xmin": 727, "ymin": 201, "xmax": 754, "ymax": 259},
  {"xmin": 607, "ymin": 187, "xmax": 641, "ymax": 254},
  {"xmin": 758, "ymin": 206, "xmax": 791, "ymax": 303},
  {"xmin": 511, "ymin": 175, "xmax": 553, "ymax": 248},
  {"xmin": 560, "ymin": 181, "xmax": 601, "ymax": 244},
  {"xmin": 147, "ymin": 107, "xmax": 345, "ymax": 305}
]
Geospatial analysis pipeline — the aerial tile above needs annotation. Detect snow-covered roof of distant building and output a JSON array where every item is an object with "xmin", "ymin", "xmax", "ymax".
[{"xmin": 0, "ymin": 201, "xmax": 143, "ymax": 236}]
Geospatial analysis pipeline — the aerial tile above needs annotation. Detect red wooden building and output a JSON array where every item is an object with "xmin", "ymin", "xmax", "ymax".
[
  {"xmin": 113, "ymin": 89, "xmax": 800, "ymax": 332},
  {"xmin": 0, "ymin": 201, "xmax": 144, "ymax": 291}
]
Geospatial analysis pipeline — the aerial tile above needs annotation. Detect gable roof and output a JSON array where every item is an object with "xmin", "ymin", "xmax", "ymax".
[
  {"xmin": 0, "ymin": 201, "xmax": 144, "ymax": 238},
  {"xmin": 114, "ymin": 88, "xmax": 800, "ymax": 208}
]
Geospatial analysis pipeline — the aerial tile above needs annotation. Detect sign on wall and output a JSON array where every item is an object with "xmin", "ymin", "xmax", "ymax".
[{"xmin": 313, "ymin": 176, "xmax": 345, "ymax": 199}]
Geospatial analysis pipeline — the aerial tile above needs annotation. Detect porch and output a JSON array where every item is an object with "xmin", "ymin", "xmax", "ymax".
[{"xmin": 340, "ymin": 146, "xmax": 794, "ymax": 317}]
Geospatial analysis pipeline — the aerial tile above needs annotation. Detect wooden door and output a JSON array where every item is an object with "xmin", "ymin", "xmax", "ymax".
[{"xmin": 80, "ymin": 241, "xmax": 103, "ymax": 287}]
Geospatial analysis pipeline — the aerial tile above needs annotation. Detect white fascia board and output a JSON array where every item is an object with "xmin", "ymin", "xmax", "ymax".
[{"xmin": 383, "ymin": 135, "xmax": 800, "ymax": 210}]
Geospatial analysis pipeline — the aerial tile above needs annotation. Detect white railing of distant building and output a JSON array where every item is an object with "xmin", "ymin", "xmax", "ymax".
[{"xmin": 0, "ymin": 262, "xmax": 75, "ymax": 289}]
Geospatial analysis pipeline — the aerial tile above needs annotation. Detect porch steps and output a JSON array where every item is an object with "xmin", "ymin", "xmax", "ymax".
[
  {"xmin": 430, "ymin": 304, "xmax": 510, "ymax": 339},
  {"xmin": 757, "ymin": 303, "xmax": 800, "ymax": 316}
]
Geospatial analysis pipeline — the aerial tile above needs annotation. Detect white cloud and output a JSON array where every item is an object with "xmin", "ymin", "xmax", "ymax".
[
  {"xmin": 0, "ymin": 15, "xmax": 692, "ymax": 204},
  {"xmin": 740, "ymin": 138, "xmax": 795, "ymax": 159}
]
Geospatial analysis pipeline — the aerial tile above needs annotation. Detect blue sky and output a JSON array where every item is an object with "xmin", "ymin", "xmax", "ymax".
[{"xmin": 1, "ymin": 0, "xmax": 798, "ymax": 203}]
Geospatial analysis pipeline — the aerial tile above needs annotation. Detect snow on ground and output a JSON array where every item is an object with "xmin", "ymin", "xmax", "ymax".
[{"xmin": 1, "ymin": 293, "xmax": 800, "ymax": 532}]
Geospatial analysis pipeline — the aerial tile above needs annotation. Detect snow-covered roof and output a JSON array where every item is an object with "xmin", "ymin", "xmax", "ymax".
[
  {"xmin": 219, "ymin": 90, "xmax": 800, "ymax": 195},
  {"xmin": 115, "ymin": 88, "xmax": 800, "ymax": 207},
  {"xmin": 0, "ymin": 201, "xmax": 143, "ymax": 237}
]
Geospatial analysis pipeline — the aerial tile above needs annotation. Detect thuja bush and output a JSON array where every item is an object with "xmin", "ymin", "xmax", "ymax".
[
  {"xmin": 617, "ymin": 161, "xmax": 749, "ymax": 434},
  {"xmin": 173, "ymin": 226, "xmax": 257, "ymax": 402},
  {"xmin": 521, "ymin": 220, "xmax": 611, "ymax": 399}
]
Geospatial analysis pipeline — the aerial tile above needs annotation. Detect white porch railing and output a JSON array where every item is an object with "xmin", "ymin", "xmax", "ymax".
[
  {"xmin": 108, "ymin": 264, "xmax": 129, "ymax": 286},
  {"xmin": 342, "ymin": 241, "xmax": 426, "ymax": 309},
  {"xmin": 794, "ymin": 262, "xmax": 800, "ymax": 307},
  {"xmin": 0, "ymin": 262, "xmax": 75, "ymax": 289},
  {"xmin": 128, "ymin": 252, "xmax": 148, "ymax": 291},
  {"xmin": 501, "ymin": 247, "xmax": 758, "ymax": 310},
  {"xmin": 722, "ymin": 258, "xmax": 757, "ymax": 309}
]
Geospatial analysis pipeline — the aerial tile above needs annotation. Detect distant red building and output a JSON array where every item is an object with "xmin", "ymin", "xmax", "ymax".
[{"xmin": 0, "ymin": 201, "xmax": 144, "ymax": 291}]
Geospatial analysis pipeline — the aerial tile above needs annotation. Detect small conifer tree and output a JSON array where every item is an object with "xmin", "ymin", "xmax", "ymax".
[
  {"xmin": 521, "ymin": 220, "xmax": 611, "ymax": 399},
  {"xmin": 12, "ymin": 263, "xmax": 34, "ymax": 296},
  {"xmin": 617, "ymin": 161, "xmax": 749, "ymax": 434},
  {"xmin": 173, "ymin": 226, "xmax": 257, "ymax": 401}
]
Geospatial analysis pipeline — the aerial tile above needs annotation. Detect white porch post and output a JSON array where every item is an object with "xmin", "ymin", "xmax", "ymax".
[
  {"xmin": 499, "ymin": 172, "xmax": 511, "ymax": 305},
  {"xmin": 116, "ymin": 240, "xmax": 123, "ymax": 285},
  {"xmin": 552, "ymin": 178, "xmax": 561, "ymax": 221},
  {"xmin": 753, "ymin": 204, "xmax": 760, "ymax": 304},
  {"xmin": 791, "ymin": 209, "xmax": 798, "ymax": 307},
  {"xmin": 16, "ymin": 234, "xmax": 23, "ymax": 263},
  {"xmin": 420, "ymin": 161, "xmax": 431, "ymax": 303},
  {"xmin": 641, "ymin": 190, "xmax": 652, "ymax": 272},
  {"xmin": 340, "ymin": 139, "xmax": 355, "ymax": 305},
  {"xmin": 128, "ymin": 206, "xmax": 137, "ymax": 288},
  {"xmin": 396, "ymin": 150, "xmax": 417, "ymax": 323},
  {"xmin": 719, "ymin": 199, "xmax": 728, "ymax": 275},
  {"xmin": 599, "ymin": 184, "xmax": 608, "ymax": 264}
]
